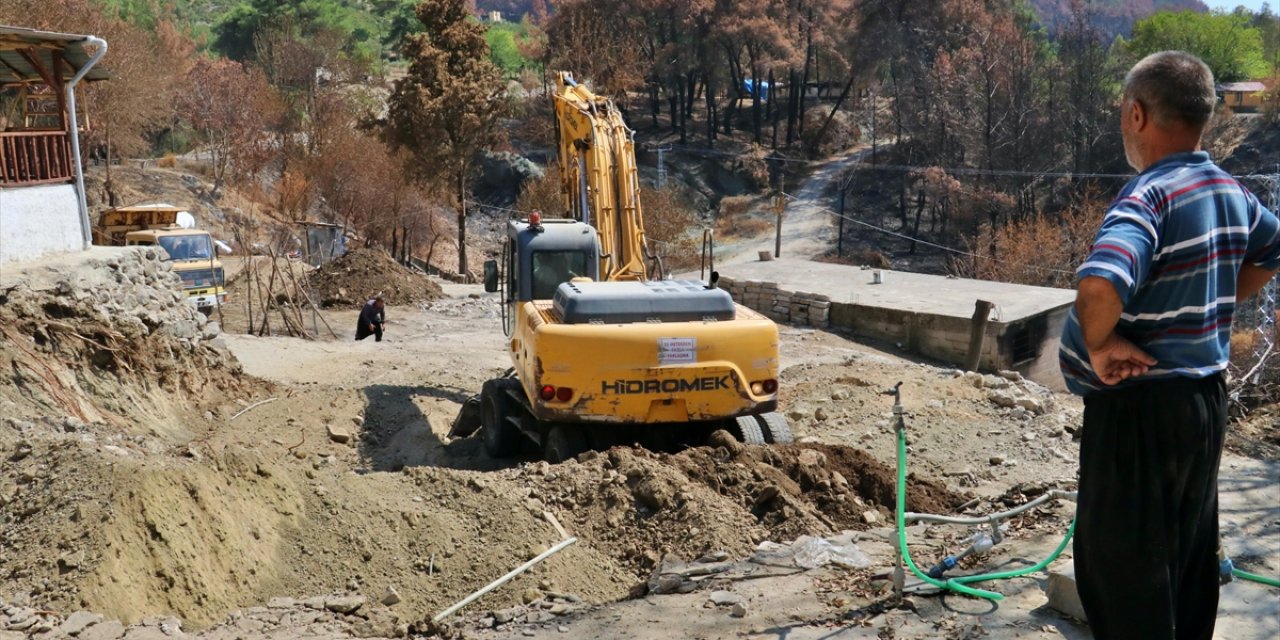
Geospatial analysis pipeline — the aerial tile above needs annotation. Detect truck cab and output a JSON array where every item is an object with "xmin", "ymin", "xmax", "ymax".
[
  {"xmin": 125, "ymin": 228, "xmax": 226, "ymax": 313},
  {"xmin": 94, "ymin": 204, "xmax": 227, "ymax": 315}
]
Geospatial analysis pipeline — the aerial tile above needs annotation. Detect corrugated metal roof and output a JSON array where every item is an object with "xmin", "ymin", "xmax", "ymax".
[
  {"xmin": 1217, "ymin": 82, "xmax": 1266, "ymax": 93},
  {"xmin": 0, "ymin": 25, "xmax": 110, "ymax": 86}
]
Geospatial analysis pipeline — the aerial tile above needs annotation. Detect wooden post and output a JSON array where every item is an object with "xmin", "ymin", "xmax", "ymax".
[{"xmin": 965, "ymin": 300, "xmax": 995, "ymax": 372}]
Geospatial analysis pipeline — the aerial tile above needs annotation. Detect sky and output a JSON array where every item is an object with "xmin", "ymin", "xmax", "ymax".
[{"xmin": 1204, "ymin": 0, "xmax": 1271, "ymax": 12}]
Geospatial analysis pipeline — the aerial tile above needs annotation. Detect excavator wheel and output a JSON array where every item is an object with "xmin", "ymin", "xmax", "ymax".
[
  {"xmin": 759, "ymin": 412, "xmax": 794, "ymax": 444},
  {"xmin": 481, "ymin": 378, "xmax": 522, "ymax": 458},
  {"xmin": 544, "ymin": 423, "xmax": 589, "ymax": 463},
  {"xmin": 732, "ymin": 415, "xmax": 767, "ymax": 445}
]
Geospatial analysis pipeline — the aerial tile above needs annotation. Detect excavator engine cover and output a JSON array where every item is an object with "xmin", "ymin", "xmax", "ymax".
[{"xmin": 553, "ymin": 280, "xmax": 736, "ymax": 324}]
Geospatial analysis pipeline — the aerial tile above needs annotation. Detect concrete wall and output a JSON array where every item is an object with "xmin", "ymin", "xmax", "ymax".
[
  {"xmin": 0, "ymin": 184, "xmax": 83, "ymax": 264},
  {"xmin": 722, "ymin": 275, "xmax": 1071, "ymax": 389}
]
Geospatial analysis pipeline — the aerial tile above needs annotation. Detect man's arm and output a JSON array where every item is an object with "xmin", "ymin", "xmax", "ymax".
[
  {"xmin": 1076, "ymin": 276, "xmax": 1157, "ymax": 385},
  {"xmin": 1238, "ymin": 264, "xmax": 1278, "ymax": 302}
]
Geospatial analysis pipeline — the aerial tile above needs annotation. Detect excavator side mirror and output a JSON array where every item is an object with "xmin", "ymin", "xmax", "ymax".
[{"xmin": 483, "ymin": 260, "xmax": 499, "ymax": 293}]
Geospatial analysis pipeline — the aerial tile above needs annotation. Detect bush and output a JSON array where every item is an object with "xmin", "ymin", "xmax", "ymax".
[
  {"xmin": 713, "ymin": 195, "xmax": 773, "ymax": 240},
  {"xmin": 959, "ymin": 188, "xmax": 1104, "ymax": 288},
  {"xmin": 641, "ymin": 186, "xmax": 701, "ymax": 274}
]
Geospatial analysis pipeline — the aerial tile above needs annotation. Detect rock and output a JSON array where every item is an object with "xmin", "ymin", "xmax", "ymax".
[
  {"xmin": 1021, "ymin": 432, "xmax": 1037, "ymax": 442},
  {"xmin": 813, "ymin": 407, "xmax": 830, "ymax": 422},
  {"xmin": 1016, "ymin": 395, "xmax": 1047, "ymax": 414},
  {"xmin": 961, "ymin": 371, "xmax": 984, "ymax": 387},
  {"xmin": 987, "ymin": 389, "xmax": 1018, "ymax": 408},
  {"xmin": 981, "ymin": 374, "xmax": 1011, "ymax": 389},
  {"xmin": 79, "ymin": 621, "xmax": 126, "ymax": 640},
  {"xmin": 1045, "ymin": 563, "xmax": 1087, "ymax": 621},
  {"xmin": 267, "ymin": 597, "xmax": 296, "ymax": 609},
  {"xmin": 324, "ymin": 595, "xmax": 365, "ymax": 614},
  {"xmin": 709, "ymin": 591, "xmax": 744, "ymax": 606},
  {"xmin": 303, "ymin": 596, "xmax": 327, "ymax": 610},
  {"xmin": 521, "ymin": 588, "xmax": 543, "ymax": 605},
  {"xmin": 547, "ymin": 603, "xmax": 570, "ymax": 615},
  {"xmin": 353, "ymin": 416, "xmax": 365, "ymax": 427},
  {"xmin": 862, "ymin": 510, "xmax": 881, "ymax": 525},
  {"xmin": 493, "ymin": 609, "xmax": 516, "ymax": 625},
  {"xmin": 989, "ymin": 455, "xmax": 1007, "ymax": 466},
  {"xmin": 381, "ymin": 586, "xmax": 402, "ymax": 606},
  {"xmin": 730, "ymin": 602, "xmax": 748, "ymax": 618},
  {"xmin": 120, "ymin": 627, "xmax": 168, "ymax": 640},
  {"xmin": 326, "ymin": 424, "xmax": 352, "ymax": 444},
  {"xmin": 521, "ymin": 630, "xmax": 536, "ymax": 637},
  {"xmin": 58, "ymin": 611, "xmax": 103, "ymax": 636},
  {"xmin": 796, "ymin": 449, "xmax": 826, "ymax": 467}
]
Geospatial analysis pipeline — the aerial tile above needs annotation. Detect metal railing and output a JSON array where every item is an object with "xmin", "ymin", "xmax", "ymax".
[{"xmin": 0, "ymin": 130, "xmax": 74, "ymax": 187}]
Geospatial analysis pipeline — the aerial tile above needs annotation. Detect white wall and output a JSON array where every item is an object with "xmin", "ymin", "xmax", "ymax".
[{"xmin": 0, "ymin": 184, "xmax": 83, "ymax": 265}]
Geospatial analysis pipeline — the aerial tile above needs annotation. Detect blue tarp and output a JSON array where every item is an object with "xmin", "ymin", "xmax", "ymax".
[{"xmin": 743, "ymin": 79, "xmax": 771, "ymax": 102}]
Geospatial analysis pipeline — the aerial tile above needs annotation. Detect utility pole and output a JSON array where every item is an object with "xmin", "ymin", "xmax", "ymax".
[
  {"xmin": 656, "ymin": 144, "xmax": 672, "ymax": 190},
  {"xmin": 773, "ymin": 176, "xmax": 785, "ymax": 259}
]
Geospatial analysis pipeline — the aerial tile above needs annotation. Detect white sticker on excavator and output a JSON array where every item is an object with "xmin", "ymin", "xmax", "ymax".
[{"xmin": 658, "ymin": 338, "xmax": 697, "ymax": 365}]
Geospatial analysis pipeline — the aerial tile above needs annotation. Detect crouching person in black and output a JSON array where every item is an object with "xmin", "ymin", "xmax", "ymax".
[{"xmin": 355, "ymin": 295, "xmax": 385, "ymax": 342}]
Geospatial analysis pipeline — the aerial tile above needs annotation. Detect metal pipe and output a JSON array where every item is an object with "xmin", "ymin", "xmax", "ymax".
[
  {"xmin": 905, "ymin": 490, "xmax": 1077, "ymax": 527},
  {"xmin": 66, "ymin": 35, "xmax": 108, "ymax": 249}
]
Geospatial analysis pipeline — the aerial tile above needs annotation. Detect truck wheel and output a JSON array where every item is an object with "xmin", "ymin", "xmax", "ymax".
[
  {"xmin": 544, "ymin": 424, "xmax": 588, "ymax": 463},
  {"xmin": 481, "ymin": 379, "xmax": 521, "ymax": 458},
  {"xmin": 759, "ymin": 412, "xmax": 794, "ymax": 444},
  {"xmin": 732, "ymin": 415, "xmax": 766, "ymax": 445}
]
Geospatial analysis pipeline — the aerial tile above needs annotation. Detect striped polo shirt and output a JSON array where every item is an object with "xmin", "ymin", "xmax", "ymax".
[{"xmin": 1059, "ymin": 151, "xmax": 1280, "ymax": 396}]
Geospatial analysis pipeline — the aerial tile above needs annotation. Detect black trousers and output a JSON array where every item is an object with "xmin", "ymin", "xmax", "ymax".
[
  {"xmin": 1075, "ymin": 374, "xmax": 1226, "ymax": 640},
  {"xmin": 355, "ymin": 321, "xmax": 383, "ymax": 342}
]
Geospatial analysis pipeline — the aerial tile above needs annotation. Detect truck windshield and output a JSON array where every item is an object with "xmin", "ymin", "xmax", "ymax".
[
  {"xmin": 158, "ymin": 235, "xmax": 213, "ymax": 261},
  {"xmin": 532, "ymin": 250, "xmax": 588, "ymax": 299}
]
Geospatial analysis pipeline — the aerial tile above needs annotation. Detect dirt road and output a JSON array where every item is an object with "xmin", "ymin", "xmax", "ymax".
[{"xmin": 714, "ymin": 147, "xmax": 872, "ymax": 266}]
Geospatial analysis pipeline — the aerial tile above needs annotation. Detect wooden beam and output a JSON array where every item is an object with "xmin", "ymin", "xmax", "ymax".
[
  {"xmin": 16, "ymin": 48, "xmax": 56, "ymax": 87},
  {"xmin": 52, "ymin": 50, "xmax": 66, "ymax": 130}
]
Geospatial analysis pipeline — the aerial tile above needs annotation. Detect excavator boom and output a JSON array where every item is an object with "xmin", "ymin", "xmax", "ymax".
[{"xmin": 553, "ymin": 72, "xmax": 649, "ymax": 281}]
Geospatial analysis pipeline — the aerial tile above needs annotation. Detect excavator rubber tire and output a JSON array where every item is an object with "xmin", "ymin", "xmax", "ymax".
[
  {"xmin": 759, "ymin": 412, "xmax": 794, "ymax": 444},
  {"xmin": 733, "ymin": 415, "xmax": 767, "ymax": 445},
  {"xmin": 481, "ymin": 378, "xmax": 522, "ymax": 458},
  {"xmin": 544, "ymin": 423, "xmax": 589, "ymax": 463}
]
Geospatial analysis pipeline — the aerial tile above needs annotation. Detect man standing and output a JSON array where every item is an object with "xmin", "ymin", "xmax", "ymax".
[
  {"xmin": 1059, "ymin": 51, "xmax": 1280, "ymax": 639},
  {"xmin": 356, "ymin": 295, "xmax": 385, "ymax": 342}
]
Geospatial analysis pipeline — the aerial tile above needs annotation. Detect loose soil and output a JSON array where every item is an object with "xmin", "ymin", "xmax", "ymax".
[{"xmin": 309, "ymin": 248, "xmax": 444, "ymax": 309}]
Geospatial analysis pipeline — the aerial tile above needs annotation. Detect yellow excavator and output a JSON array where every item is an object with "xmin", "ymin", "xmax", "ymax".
[{"xmin": 453, "ymin": 72, "xmax": 790, "ymax": 462}]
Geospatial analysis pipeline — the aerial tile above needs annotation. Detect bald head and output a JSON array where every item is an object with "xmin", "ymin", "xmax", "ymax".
[{"xmin": 1124, "ymin": 51, "xmax": 1216, "ymax": 132}]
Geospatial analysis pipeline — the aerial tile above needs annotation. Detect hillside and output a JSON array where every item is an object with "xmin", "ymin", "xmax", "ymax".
[{"xmin": 1030, "ymin": 0, "xmax": 1208, "ymax": 37}]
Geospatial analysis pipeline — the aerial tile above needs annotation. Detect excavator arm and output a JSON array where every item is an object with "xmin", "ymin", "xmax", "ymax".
[{"xmin": 553, "ymin": 72, "xmax": 650, "ymax": 281}]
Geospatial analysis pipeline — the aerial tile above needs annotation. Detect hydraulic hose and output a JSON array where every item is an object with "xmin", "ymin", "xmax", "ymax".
[{"xmin": 895, "ymin": 422, "xmax": 1075, "ymax": 600}]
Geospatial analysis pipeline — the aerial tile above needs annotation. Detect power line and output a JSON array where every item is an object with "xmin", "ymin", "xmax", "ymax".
[
  {"xmin": 779, "ymin": 191, "xmax": 1077, "ymax": 277},
  {"xmin": 664, "ymin": 142, "xmax": 1280, "ymax": 182}
]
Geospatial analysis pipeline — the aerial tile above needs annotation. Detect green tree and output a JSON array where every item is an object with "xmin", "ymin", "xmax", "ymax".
[
  {"xmin": 486, "ymin": 23, "xmax": 526, "ymax": 77},
  {"xmin": 1127, "ymin": 11, "xmax": 1268, "ymax": 82},
  {"xmin": 213, "ymin": 0, "xmax": 379, "ymax": 63},
  {"xmin": 385, "ymin": 0, "xmax": 508, "ymax": 277}
]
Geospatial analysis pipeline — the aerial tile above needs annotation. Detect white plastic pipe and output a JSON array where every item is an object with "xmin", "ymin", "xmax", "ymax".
[
  {"xmin": 65, "ymin": 35, "xmax": 108, "ymax": 249},
  {"xmin": 432, "ymin": 536, "xmax": 578, "ymax": 623}
]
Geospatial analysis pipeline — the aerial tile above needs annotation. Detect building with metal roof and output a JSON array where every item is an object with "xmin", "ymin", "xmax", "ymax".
[{"xmin": 0, "ymin": 25, "xmax": 108, "ymax": 265}]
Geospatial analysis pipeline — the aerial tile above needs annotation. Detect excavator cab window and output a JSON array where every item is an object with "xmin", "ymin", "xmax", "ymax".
[{"xmin": 531, "ymin": 250, "xmax": 588, "ymax": 300}]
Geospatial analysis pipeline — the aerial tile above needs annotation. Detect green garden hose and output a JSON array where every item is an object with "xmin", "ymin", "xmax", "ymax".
[{"xmin": 895, "ymin": 423, "xmax": 1076, "ymax": 600}]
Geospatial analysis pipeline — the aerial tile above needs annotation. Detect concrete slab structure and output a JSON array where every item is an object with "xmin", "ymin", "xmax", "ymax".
[
  {"xmin": 0, "ymin": 184, "xmax": 82, "ymax": 264},
  {"xmin": 714, "ymin": 259, "xmax": 1076, "ymax": 389}
]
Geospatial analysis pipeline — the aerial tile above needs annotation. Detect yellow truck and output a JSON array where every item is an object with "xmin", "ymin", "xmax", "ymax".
[
  {"xmin": 93, "ymin": 204, "xmax": 227, "ymax": 315},
  {"xmin": 454, "ymin": 72, "xmax": 790, "ymax": 462}
]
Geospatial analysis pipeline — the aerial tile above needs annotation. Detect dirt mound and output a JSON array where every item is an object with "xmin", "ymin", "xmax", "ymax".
[
  {"xmin": 512, "ymin": 436, "xmax": 965, "ymax": 578},
  {"xmin": 309, "ymin": 248, "xmax": 443, "ymax": 308},
  {"xmin": 0, "ymin": 247, "xmax": 261, "ymax": 623}
]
